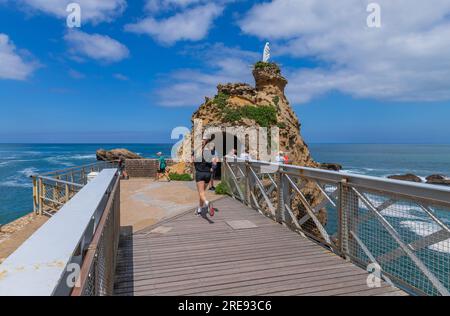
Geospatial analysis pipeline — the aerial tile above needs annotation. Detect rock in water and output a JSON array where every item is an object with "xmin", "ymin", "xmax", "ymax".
[
  {"xmin": 96, "ymin": 148, "xmax": 142, "ymax": 161},
  {"xmin": 426, "ymin": 174, "xmax": 450, "ymax": 186},
  {"xmin": 388, "ymin": 174, "xmax": 423, "ymax": 183},
  {"xmin": 320, "ymin": 163, "xmax": 343, "ymax": 171},
  {"xmin": 186, "ymin": 61, "xmax": 326, "ymax": 238}
]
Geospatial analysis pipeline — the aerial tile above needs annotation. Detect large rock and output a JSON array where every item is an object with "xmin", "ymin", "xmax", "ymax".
[
  {"xmin": 184, "ymin": 61, "xmax": 326, "ymax": 237},
  {"xmin": 388, "ymin": 174, "xmax": 423, "ymax": 183},
  {"xmin": 426, "ymin": 174, "xmax": 450, "ymax": 186},
  {"xmin": 319, "ymin": 163, "xmax": 343, "ymax": 171},
  {"xmin": 96, "ymin": 148, "xmax": 142, "ymax": 161}
]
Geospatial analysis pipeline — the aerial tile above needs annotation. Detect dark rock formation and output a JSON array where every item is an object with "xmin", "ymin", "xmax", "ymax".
[
  {"xmin": 426, "ymin": 174, "xmax": 450, "ymax": 186},
  {"xmin": 388, "ymin": 174, "xmax": 423, "ymax": 183},
  {"xmin": 96, "ymin": 148, "xmax": 142, "ymax": 161},
  {"xmin": 319, "ymin": 163, "xmax": 343, "ymax": 171}
]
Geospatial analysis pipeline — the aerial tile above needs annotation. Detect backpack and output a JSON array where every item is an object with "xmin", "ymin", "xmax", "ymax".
[{"xmin": 159, "ymin": 157, "xmax": 167, "ymax": 169}]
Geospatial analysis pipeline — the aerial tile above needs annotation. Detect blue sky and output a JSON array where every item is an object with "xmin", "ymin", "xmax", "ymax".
[{"xmin": 0, "ymin": 0, "xmax": 449, "ymax": 144}]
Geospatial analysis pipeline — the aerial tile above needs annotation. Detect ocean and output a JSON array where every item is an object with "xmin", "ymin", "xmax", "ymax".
[{"xmin": 1, "ymin": 143, "xmax": 450, "ymax": 225}]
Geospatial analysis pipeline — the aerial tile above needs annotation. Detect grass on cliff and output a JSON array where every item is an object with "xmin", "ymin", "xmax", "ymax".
[
  {"xmin": 254, "ymin": 61, "xmax": 281, "ymax": 74},
  {"xmin": 213, "ymin": 92, "xmax": 230, "ymax": 110},
  {"xmin": 223, "ymin": 105, "xmax": 278, "ymax": 127},
  {"xmin": 168, "ymin": 173, "xmax": 193, "ymax": 181},
  {"xmin": 215, "ymin": 182, "xmax": 230, "ymax": 195}
]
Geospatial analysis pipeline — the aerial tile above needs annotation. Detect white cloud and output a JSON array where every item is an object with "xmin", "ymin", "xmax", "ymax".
[
  {"xmin": 113, "ymin": 73, "xmax": 129, "ymax": 81},
  {"xmin": 64, "ymin": 30, "xmax": 129, "ymax": 63},
  {"xmin": 154, "ymin": 43, "xmax": 258, "ymax": 106},
  {"xmin": 125, "ymin": 3, "xmax": 223, "ymax": 45},
  {"xmin": 0, "ymin": 33, "xmax": 38, "ymax": 80},
  {"xmin": 18, "ymin": 0, "xmax": 126, "ymax": 23},
  {"xmin": 145, "ymin": 0, "xmax": 206, "ymax": 13},
  {"xmin": 239, "ymin": 0, "xmax": 450, "ymax": 103},
  {"xmin": 68, "ymin": 69, "xmax": 85, "ymax": 79}
]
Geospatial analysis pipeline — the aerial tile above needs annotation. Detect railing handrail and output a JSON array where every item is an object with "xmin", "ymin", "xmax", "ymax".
[
  {"xmin": 35, "ymin": 175, "xmax": 85, "ymax": 188},
  {"xmin": 225, "ymin": 157, "xmax": 450, "ymax": 207},
  {"xmin": 223, "ymin": 157, "xmax": 450, "ymax": 296},
  {"xmin": 35, "ymin": 161, "xmax": 117, "ymax": 177},
  {"xmin": 0, "ymin": 169, "xmax": 119, "ymax": 296}
]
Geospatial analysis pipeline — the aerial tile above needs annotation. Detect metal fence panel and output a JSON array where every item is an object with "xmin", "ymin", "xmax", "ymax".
[{"xmin": 222, "ymin": 157, "xmax": 450, "ymax": 296}]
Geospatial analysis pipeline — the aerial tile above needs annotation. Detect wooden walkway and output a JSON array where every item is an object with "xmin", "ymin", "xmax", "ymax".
[{"xmin": 114, "ymin": 197, "xmax": 407, "ymax": 296}]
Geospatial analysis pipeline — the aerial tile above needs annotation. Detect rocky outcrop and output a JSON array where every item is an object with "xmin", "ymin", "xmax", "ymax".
[
  {"xmin": 186, "ymin": 61, "xmax": 325, "ymax": 236},
  {"xmin": 319, "ymin": 163, "xmax": 343, "ymax": 171},
  {"xmin": 387, "ymin": 173, "xmax": 450, "ymax": 186},
  {"xmin": 426, "ymin": 174, "xmax": 450, "ymax": 186},
  {"xmin": 96, "ymin": 148, "xmax": 142, "ymax": 161},
  {"xmin": 190, "ymin": 62, "xmax": 318, "ymax": 167},
  {"xmin": 388, "ymin": 174, "xmax": 423, "ymax": 183}
]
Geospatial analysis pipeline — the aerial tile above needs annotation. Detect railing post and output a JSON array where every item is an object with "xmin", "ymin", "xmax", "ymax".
[
  {"xmin": 338, "ymin": 179, "xmax": 359, "ymax": 259},
  {"xmin": 276, "ymin": 167, "xmax": 285, "ymax": 224},
  {"xmin": 244, "ymin": 161, "xmax": 251, "ymax": 207},
  {"xmin": 65, "ymin": 183, "xmax": 70, "ymax": 202},
  {"xmin": 338, "ymin": 179, "xmax": 346, "ymax": 256},
  {"xmin": 38, "ymin": 177, "xmax": 43, "ymax": 216},
  {"xmin": 82, "ymin": 167, "xmax": 86, "ymax": 185},
  {"xmin": 32, "ymin": 177, "xmax": 37, "ymax": 215}
]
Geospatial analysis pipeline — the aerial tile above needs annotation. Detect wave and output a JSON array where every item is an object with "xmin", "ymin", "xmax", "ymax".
[
  {"xmin": 68, "ymin": 154, "xmax": 96, "ymax": 160},
  {"xmin": 400, "ymin": 220, "xmax": 450, "ymax": 254},
  {"xmin": 0, "ymin": 179, "xmax": 32, "ymax": 188},
  {"xmin": 18, "ymin": 167, "xmax": 39, "ymax": 177},
  {"xmin": 44, "ymin": 154, "xmax": 95, "ymax": 165}
]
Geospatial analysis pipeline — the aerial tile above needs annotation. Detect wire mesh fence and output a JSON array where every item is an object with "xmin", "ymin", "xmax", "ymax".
[
  {"xmin": 223, "ymin": 158, "xmax": 450, "ymax": 296},
  {"xmin": 72, "ymin": 175, "xmax": 120, "ymax": 296},
  {"xmin": 32, "ymin": 161, "xmax": 118, "ymax": 215}
]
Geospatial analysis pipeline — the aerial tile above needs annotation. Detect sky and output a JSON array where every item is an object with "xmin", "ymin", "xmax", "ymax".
[{"xmin": 0, "ymin": 0, "xmax": 449, "ymax": 144}]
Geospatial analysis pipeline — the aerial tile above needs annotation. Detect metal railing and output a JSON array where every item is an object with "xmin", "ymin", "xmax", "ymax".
[
  {"xmin": 72, "ymin": 172, "xmax": 120, "ymax": 296},
  {"xmin": 31, "ymin": 161, "xmax": 117, "ymax": 216},
  {"xmin": 222, "ymin": 157, "xmax": 450, "ymax": 296},
  {"xmin": 0, "ymin": 169, "xmax": 119, "ymax": 296}
]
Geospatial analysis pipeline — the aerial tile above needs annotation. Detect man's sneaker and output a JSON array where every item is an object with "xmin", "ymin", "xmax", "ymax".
[
  {"xmin": 209, "ymin": 186, "xmax": 216, "ymax": 191},
  {"xmin": 195, "ymin": 207, "xmax": 202, "ymax": 216},
  {"xmin": 205, "ymin": 201, "xmax": 214, "ymax": 217}
]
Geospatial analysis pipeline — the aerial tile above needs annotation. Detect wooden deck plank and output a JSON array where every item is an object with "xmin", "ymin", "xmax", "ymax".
[{"xmin": 114, "ymin": 197, "xmax": 407, "ymax": 296}]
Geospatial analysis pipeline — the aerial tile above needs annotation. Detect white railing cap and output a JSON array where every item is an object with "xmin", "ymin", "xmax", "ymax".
[{"xmin": 0, "ymin": 169, "xmax": 117, "ymax": 296}]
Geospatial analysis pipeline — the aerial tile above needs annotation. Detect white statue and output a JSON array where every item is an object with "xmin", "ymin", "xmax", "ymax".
[{"xmin": 263, "ymin": 42, "xmax": 270, "ymax": 62}]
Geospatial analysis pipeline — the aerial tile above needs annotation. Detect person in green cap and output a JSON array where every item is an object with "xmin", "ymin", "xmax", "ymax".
[{"xmin": 156, "ymin": 152, "xmax": 170, "ymax": 182}]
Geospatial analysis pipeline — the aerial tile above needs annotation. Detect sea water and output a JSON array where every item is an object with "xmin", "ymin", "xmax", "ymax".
[{"xmin": 0, "ymin": 143, "xmax": 449, "ymax": 224}]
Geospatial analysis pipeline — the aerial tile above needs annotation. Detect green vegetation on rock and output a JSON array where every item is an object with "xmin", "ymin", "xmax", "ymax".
[
  {"xmin": 277, "ymin": 122, "xmax": 286, "ymax": 129},
  {"xmin": 215, "ymin": 182, "xmax": 230, "ymax": 195},
  {"xmin": 254, "ymin": 61, "xmax": 281, "ymax": 74},
  {"xmin": 169, "ymin": 173, "xmax": 193, "ymax": 181},
  {"xmin": 222, "ymin": 105, "xmax": 278, "ymax": 127},
  {"xmin": 213, "ymin": 92, "xmax": 230, "ymax": 110}
]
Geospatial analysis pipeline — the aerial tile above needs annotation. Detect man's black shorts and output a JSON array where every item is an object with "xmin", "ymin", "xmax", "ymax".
[{"xmin": 195, "ymin": 171, "xmax": 211, "ymax": 183}]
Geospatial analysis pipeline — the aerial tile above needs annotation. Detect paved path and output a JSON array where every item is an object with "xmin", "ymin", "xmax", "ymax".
[
  {"xmin": 120, "ymin": 179, "xmax": 219, "ymax": 232},
  {"xmin": 114, "ymin": 197, "xmax": 407, "ymax": 296}
]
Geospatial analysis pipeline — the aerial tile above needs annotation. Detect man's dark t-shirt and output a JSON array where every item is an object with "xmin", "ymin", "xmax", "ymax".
[{"xmin": 193, "ymin": 149, "xmax": 212, "ymax": 173}]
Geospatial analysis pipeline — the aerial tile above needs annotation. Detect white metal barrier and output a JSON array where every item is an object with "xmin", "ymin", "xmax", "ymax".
[
  {"xmin": 0, "ymin": 169, "xmax": 119, "ymax": 296},
  {"xmin": 223, "ymin": 157, "xmax": 450, "ymax": 296}
]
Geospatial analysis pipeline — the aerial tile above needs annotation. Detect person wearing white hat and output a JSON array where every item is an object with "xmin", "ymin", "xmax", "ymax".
[{"xmin": 155, "ymin": 151, "xmax": 170, "ymax": 182}]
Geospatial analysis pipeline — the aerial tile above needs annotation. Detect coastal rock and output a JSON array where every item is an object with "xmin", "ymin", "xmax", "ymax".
[
  {"xmin": 388, "ymin": 174, "xmax": 423, "ymax": 183},
  {"xmin": 320, "ymin": 163, "xmax": 343, "ymax": 171},
  {"xmin": 167, "ymin": 162, "xmax": 192, "ymax": 175},
  {"xmin": 184, "ymin": 61, "xmax": 326, "ymax": 237},
  {"xmin": 426, "ymin": 174, "xmax": 450, "ymax": 186},
  {"xmin": 96, "ymin": 148, "xmax": 142, "ymax": 161}
]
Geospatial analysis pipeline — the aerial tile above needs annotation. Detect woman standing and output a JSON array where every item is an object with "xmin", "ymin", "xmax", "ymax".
[{"xmin": 193, "ymin": 136, "xmax": 215, "ymax": 217}]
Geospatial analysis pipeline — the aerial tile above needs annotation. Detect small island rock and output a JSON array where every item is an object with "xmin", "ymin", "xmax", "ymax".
[
  {"xmin": 96, "ymin": 148, "xmax": 142, "ymax": 161},
  {"xmin": 388, "ymin": 174, "xmax": 423, "ymax": 183}
]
